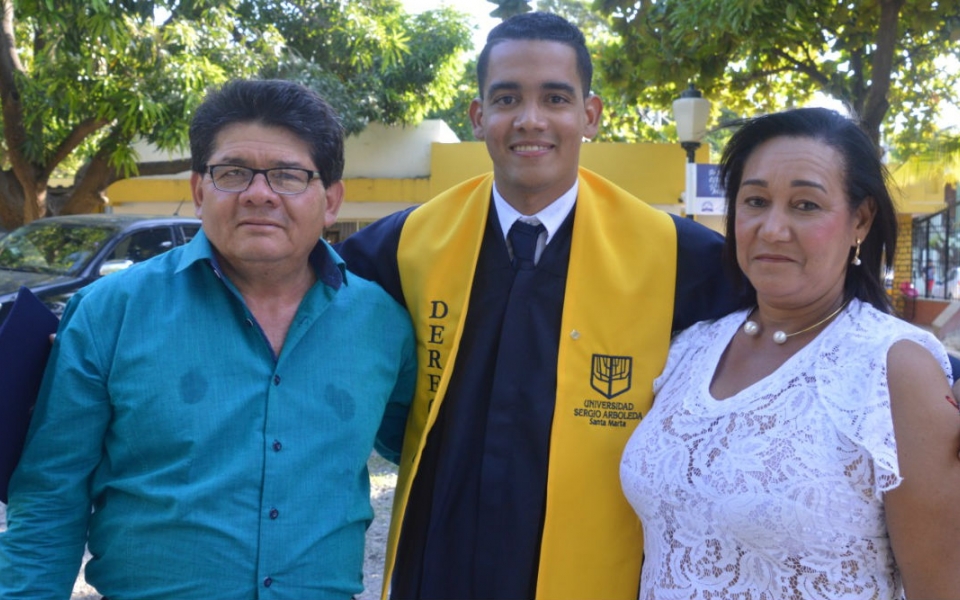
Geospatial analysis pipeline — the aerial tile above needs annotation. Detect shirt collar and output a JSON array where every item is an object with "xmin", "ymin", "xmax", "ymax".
[
  {"xmin": 177, "ymin": 228, "xmax": 346, "ymax": 290},
  {"xmin": 493, "ymin": 180, "xmax": 578, "ymax": 245}
]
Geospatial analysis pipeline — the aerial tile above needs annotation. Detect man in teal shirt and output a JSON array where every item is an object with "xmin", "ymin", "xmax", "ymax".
[{"xmin": 0, "ymin": 79, "xmax": 416, "ymax": 599}]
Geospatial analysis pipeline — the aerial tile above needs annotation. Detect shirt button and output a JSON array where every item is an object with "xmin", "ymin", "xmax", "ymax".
[
  {"xmin": 272, "ymin": 440, "xmax": 282, "ymax": 452},
  {"xmin": 245, "ymin": 318, "xmax": 254, "ymax": 327},
  {"xmin": 269, "ymin": 508, "xmax": 279, "ymax": 519},
  {"xmin": 273, "ymin": 374, "xmax": 281, "ymax": 385},
  {"xmin": 263, "ymin": 576, "xmax": 273, "ymax": 587}
]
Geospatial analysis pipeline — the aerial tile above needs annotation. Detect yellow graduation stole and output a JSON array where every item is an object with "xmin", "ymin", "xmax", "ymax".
[{"xmin": 385, "ymin": 167, "xmax": 678, "ymax": 600}]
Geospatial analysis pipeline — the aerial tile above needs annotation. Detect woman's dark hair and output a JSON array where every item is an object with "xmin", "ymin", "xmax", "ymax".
[
  {"xmin": 718, "ymin": 107, "xmax": 897, "ymax": 313},
  {"xmin": 476, "ymin": 11, "xmax": 593, "ymax": 99},
  {"xmin": 189, "ymin": 79, "xmax": 345, "ymax": 188}
]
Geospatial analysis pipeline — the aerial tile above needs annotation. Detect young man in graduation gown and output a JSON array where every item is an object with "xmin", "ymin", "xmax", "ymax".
[{"xmin": 338, "ymin": 12, "xmax": 739, "ymax": 600}]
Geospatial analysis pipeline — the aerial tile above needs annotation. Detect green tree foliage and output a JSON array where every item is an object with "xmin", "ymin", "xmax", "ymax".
[
  {"xmin": 538, "ymin": 0, "xmax": 674, "ymax": 144},
  {"xmin": 487, "ymin": 0, "xmax": 533, "ymax": 20},
  {"xmin": 593, "ymin": 0, "xmax": 960, "ymax": 158},
  {"xmin": 0, "ymin": 0, "xmax": 279, "ymax": 227},
  {"xmin": 0, "ymin": 0, "xmax": 472, "ymax": 229},
  {"xmin": 425, "ymin": 56, "xmax": 478, "ymax": 142},
  {"xmin": 239, "ymin": 0, "xmax": 473, "ymax": 135}
]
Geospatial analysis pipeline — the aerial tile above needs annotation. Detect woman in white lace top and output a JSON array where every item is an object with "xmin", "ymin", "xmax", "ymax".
[{"xmin": 620, "ymin": 108, "xmax": 960, "ymax": 599}]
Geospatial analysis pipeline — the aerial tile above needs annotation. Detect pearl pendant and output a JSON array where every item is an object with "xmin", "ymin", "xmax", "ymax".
[{"xmin": 743, "ymin": 300, "xmax": 849, "ymax": 346}]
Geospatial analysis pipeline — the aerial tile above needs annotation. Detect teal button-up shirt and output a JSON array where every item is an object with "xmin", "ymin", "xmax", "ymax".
[{"xmin": 0, "ymin": 230, "xmax": 416, "ymax": 599}]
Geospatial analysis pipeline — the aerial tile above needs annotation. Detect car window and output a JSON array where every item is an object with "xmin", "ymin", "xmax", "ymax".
[
  {"xmin": 107, "ymin": 228, "xmax": 175, "ymax": 264},
  {"xmin": 0, "ymin": 221, "xmax": 117, "ymax": 275},
  {"xmin": 181, "ymin": 225, "xmax": 200, "ymax": 243}
]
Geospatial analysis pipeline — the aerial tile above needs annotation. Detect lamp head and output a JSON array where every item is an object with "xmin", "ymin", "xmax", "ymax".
[{"xmin": 672, "ymin": 83, "xmax": 711, "ymax": 144}]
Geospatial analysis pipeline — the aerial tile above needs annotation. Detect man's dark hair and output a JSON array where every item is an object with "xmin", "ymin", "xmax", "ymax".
[
  {"xmin": 476, "ymin": 12, "xmax": 593, "ymax": 99},
  {"xmin": 189, "ymin": 79, "xmax": 345, "ymax": 188},
  {"xmin": 718, "ymin": 107, "xmax": 898, "ymax": 313}
]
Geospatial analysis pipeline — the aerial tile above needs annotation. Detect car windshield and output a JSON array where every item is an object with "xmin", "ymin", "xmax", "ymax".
[{"xmin": 0, "ymin": 220, "xmax": 120, "ymax": 275}]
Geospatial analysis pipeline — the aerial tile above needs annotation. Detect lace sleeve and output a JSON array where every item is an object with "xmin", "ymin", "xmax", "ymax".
[{"xmin": 815, "ymin": 306, "xmax": 951, "ymax": 500}]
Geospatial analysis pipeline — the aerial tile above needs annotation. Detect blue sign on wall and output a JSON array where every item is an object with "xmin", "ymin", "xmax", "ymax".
[{"xmin": 688, "ymin": 164, "xmax": 725, "ymax": 215}]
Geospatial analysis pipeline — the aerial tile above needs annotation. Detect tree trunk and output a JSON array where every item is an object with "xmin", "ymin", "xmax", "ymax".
[
  {"xmin": 0, "ymin": 168, "xmax": 33, "ymax": 229},
  {"xmin": 861, "ymin": 0, "xmax": 905, "ymax": 148},
  {"xmin": 58, "ymin": 187, "xmax": 106, "ymax": 216}
]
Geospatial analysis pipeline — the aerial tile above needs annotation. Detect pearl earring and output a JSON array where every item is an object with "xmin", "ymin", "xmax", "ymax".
[{"xmin": 851, "ymin": 238, "xmax": 862, "ymax": 266}]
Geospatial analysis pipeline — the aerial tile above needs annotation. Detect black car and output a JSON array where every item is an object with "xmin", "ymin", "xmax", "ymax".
[{"xmin": 0, "ymin": 214, "xmax": 201, "ymax": 322}]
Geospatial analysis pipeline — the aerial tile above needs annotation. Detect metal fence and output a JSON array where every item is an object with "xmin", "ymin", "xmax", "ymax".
[{"xmin": 912, "ymin": 206, "xmax": 960, "ymax": 300}]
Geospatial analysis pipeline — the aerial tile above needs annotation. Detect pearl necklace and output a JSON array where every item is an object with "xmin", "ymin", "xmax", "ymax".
[{"xmin": 743, "ymin": 300, "xmax": 849, "ymax": 345}]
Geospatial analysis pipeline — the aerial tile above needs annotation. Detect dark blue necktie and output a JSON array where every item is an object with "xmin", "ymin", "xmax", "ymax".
[{"xmin": 508, "ymin": 220, "xmax": 545, "ymax": 270}]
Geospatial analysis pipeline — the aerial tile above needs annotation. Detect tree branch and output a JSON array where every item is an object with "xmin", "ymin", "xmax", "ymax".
[
  {"xmin": 63, "ymin": 127, "xmax": 193, "ymax": 216},
  {"xmin": 61, "ymin": 143, "xmax": 115, "ymax": 215},
  {"xmin": 848, "ymin": 49, "xmax": 867, "ymax": 115},
  {"xmin": 729, "ymin": 65, "xmax": 795, "ymax": 86},
  {"xmin": 0, "ymin": 0, "xmax": 40, "ymax": 220},
  {"xmin": 862, "ymin": 0, "xmax": 905, "ymax": 146},
  {"xmin": 771, "ymin": 47, "xmax": 832, "ymax": 88},
  {"xmin": 134, "ymin": 159, "xmax": 193, "ymax": 177},
  {"xmin": 41, "ymin": 117, "xmax": 111, "ymax": 181}
]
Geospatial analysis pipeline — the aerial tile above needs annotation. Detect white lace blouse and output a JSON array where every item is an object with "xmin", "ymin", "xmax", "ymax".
[{"xmin": 620, "ymin": 299, "xmax": 951, "ymax": 600}]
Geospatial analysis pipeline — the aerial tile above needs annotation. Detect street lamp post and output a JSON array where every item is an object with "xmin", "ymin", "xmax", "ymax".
[{"xmin": 672, "ymin": 84, "xmax": 711, "ymax": 218}]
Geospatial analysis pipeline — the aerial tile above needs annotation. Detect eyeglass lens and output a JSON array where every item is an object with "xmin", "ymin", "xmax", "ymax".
[{"xmin": 210, "ymin": 166, "xmax": 312, "ymax": 194}]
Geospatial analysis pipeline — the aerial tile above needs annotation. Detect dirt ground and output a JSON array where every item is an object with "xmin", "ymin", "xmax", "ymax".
[
  {"xmin": 357, "ymin": 453, "xmax": 400, "ymax": 600},
  {"xmin": 0, "ymin": 453, "xmax": 398, "ymax": 599}
]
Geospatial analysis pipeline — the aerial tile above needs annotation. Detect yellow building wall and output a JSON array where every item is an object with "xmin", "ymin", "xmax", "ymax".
[
  {"xmin": 427, "ymin": 142, "xmax": 493, "ymax": 197},
  {"xmin": 341, "ymin": 177, "xmax": 430, "ymax": 203},
  {"xmin": 891, "ymin": 169, "xmax": 947, "ymax": 214},
  {"xmin": 107, "ymin": 178, "xmax": 193, "ymax": 206},
  {"xmin": 891, "ymin": 213, "xmax": 915, "ymax": 315}
]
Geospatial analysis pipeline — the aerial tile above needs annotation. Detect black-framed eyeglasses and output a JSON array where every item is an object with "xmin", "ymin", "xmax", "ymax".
[{"xmin": 205, "ymin": 164, "xmax": 322, "ymax": 195}]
